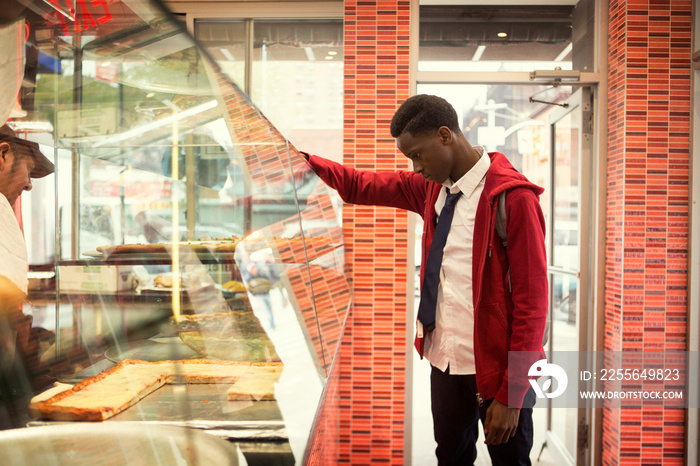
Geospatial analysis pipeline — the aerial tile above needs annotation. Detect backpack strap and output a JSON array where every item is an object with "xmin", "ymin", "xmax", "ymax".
[
  {"xmin": 494, "ymin": 189, "xmax": 550, "ymax": 346},
  {"xmin": 495, "ymin": 191, "xmax": 507, "ymax": 249},
  {"xmin": 495, "ymin": 191, "xmax": 510, "ymax": 295}
]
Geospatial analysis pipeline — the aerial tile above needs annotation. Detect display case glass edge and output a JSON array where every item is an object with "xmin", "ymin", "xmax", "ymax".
[{"xmin": 8, "ymin": 0, "xmax": 353, "ymax": 461}]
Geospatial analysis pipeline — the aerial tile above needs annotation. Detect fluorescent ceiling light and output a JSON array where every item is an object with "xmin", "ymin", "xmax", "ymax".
[
  {"xmin": 554, "ymin": 42, "xmax": 573, "ymax": 62},
  {"xmin": 472, "ymin": 45, "xmax": 486, "ymax": 61},
  {"xmin": 41, "ymin": 0, "xmax": 75, "ymax": 20},
  {"xmin": 221, "ymin": 48, "xmax": 235, "ymax": 62}
]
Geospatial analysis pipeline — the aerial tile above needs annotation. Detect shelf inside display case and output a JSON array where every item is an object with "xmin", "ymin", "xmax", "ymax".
[{"xmin": 78, "ymin": 234, "xmax": 341, "ymax": 266}]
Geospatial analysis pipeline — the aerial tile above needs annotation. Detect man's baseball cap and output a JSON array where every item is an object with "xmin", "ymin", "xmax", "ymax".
[{"xmin": 0, "ymin": 124, "xmax": 54, "ymax": 178}]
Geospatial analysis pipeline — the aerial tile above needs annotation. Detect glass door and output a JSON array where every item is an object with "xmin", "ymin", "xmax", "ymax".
[{"xmin": 545, "ymin": 87, "xmax": 593, "ymax": 465}]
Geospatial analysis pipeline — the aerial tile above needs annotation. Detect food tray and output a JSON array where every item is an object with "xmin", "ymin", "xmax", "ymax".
[
  {"xmin": 104, "ymin": 339, "xmax": 200, "ymax": 362},
  {"xmin": 98, "ymin": 241, "xmax": 239, "ymax": 265}
]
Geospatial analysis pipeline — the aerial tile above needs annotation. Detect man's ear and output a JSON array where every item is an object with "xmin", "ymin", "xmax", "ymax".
[
  {"xmin": 437, "ymin": 126, "xmax": 453, "ymax": 145},
  {"xmin": 0, "ymin": 142, "xmax": 10, "ymax": 170}
]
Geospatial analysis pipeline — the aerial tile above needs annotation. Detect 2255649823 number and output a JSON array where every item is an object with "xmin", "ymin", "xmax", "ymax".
[{"xmin": 598, "ymin": 368, "xmax": 680, "ymax": 381}]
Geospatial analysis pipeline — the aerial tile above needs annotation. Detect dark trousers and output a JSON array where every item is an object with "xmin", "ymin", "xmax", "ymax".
[{"xmin": 430, "ymin": 365, "xmax": 535, "ymax": 466}]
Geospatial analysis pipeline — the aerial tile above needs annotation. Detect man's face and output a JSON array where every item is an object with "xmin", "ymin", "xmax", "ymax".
[
  {"xmin": 0, "ymin": 142, "xmax": 34, "ymax": 206},
  {"xmin": 396, "ymin": 127, "xmax": 454, "ymax": 184}
]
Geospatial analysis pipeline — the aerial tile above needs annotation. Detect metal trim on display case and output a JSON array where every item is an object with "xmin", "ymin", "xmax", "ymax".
[{"xmin": 0, "ymin": 422, "xmax": 240, "ymax": 464}]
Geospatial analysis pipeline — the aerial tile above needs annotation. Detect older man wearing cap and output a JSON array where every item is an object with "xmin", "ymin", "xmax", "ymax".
[
  {"xmin": 0, "ymin": 124, "xmax": 54, "ymax": 298},
  {"xmin": 0, "ymin": 123, "xmax": 54, "ymax": 429}
]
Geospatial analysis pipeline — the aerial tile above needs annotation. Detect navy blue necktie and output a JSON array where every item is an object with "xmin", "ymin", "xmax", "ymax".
[{"xmin": 418, "ymin": 188, "xmax": 462, "ymax": 334}]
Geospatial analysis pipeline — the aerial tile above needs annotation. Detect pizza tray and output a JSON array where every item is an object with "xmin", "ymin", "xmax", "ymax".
[
  {"xmin": 29, "ymin": 383, "xmax": 288, "ymax": 442},
  {"xmin": 138, "ymin": 283, "xmax": 217, "ymax": 296},
  {"xmin": 98, "ymin": 242, "xmax": 239, "ymax": 265},
  {"xmin": 104, "ymin": 339, "xmax": 200, "ymax": 362},
  {"xmin": 0, "ymin": 422, "xmax": 239, "ymax": 466}
]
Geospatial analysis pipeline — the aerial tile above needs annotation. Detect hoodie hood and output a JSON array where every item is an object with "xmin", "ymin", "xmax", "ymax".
[{"xmin": 482, "ymin": 152, "xmax": 544, "ymax": 201}]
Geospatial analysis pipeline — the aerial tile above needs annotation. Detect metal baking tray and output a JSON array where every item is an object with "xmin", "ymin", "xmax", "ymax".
[
  {"xmin": 104, "ymin": 338, "xmax": 200, "ymax": 362},
  {"xmin": 30, "ymin": 383, "xmax": 288, "ymax": 442}
]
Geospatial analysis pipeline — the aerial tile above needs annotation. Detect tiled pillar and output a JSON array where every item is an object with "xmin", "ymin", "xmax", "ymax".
[
  {"xmin": 339, "ymin": 0, "xmax": 411, "ymax": 464},
  {"xmin": 306, "ymin": 1, "xmax": 411, "ymax": 463},
  {"xmin": 605, "ymin": 0, "xmax": 691, "ymax": 464}
]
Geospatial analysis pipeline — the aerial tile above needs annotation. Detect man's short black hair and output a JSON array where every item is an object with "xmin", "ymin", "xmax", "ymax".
[{"xmin": 390, "ymin": 94, "xmax": 460, "ymax": 138}]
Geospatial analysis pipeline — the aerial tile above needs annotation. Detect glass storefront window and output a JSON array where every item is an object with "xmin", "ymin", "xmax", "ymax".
[
  {"xmin": 196, "ymin": 19, "xmax": 344, "ymax": 162},
  {"xmin": 552, "ymin": 108, "xmax": 581, "ymax": 271},
  {"xmin": 417, "ymin": 83, "xmax": 574, "ymax": 222},
  {"xmin": 194, "ymin": 20, "xmax": 246, "ymax": 87},
  {"xmin": 419, "ymin": 3, "xmax": 595, "ymax": 73}
]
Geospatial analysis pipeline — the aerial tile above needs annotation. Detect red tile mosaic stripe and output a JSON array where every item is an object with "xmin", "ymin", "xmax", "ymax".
[
  {"xmin": 604, "ymin": 1, "xmax": 691, "ymax": 464},
  {"xmin": 305, "ymin": 351, "xmax": 342, "ymax": 464},
  {"xmin": 307, "ymin": 1, "xmax": 412, "ymax": 464}
]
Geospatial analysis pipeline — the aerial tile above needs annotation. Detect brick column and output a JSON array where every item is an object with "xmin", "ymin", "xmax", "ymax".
[
  {"xmin": 339, "ymin": 0, "xmax": 411, "ymax": 463},
  {"xmin": 306, "ymin": 1, "xmax": 411, "ymax": 463},
  {"xmin": 604, "ymin": 1, "xmax": 691, "ymax": 464}
]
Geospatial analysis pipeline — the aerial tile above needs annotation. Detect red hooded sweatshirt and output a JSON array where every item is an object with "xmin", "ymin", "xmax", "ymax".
[{"xmin": 305, "ymin": 151, "xmax": 548, "ymax": 408}]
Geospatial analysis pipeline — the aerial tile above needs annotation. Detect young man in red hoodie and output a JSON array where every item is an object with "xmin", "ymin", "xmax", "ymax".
[{"xmin": 303, "ymin": 94, "xmax": 548, "ymax": 465}]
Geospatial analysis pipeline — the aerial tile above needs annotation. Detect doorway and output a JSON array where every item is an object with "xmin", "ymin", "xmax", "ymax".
[
  {"xmin": 410, "ymin": 83, "xmax": 594, "ymax": 465},
  {"xmin": 410, "ymin": 2, "xmax": 602, "ymax": 463},
  {"xmin": 545, "ymin": 87, "xmax": 594, "ymax": 466}
]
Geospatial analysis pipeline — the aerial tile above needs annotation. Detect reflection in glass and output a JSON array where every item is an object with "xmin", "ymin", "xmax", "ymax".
[
  {"xmin": 551, "ymin": 273, "xmax": 578, "ymax": 351},
  {"xmin": 416, "ymin": 83, "xmax": 572, "ymax": 225},
  {"xmin": 194, "ymin": 20, "xmax": 246, "ymax": 87},
  {"xmin": 549, "ymin": 273, "xmax": 579, "ymax": 460},
  {"xmin": 252, "ymin": 20, "xmax": 343, "ymax": 160},
  {"xmin": 12, "ymin": 0, "xmax": 352, "ymax": 460},
  {"xmin": 552, "ymin": 108, "xmax": 580, "ymax": 271},
  {"xmin": 195, "ymin": 19, "xmax": 344, "ymax": 161}
]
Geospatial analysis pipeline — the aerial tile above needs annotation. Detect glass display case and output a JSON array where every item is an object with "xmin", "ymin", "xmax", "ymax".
[{"xmin": 1, "ymin": 0, "xmax": 351, "ymax": 463}]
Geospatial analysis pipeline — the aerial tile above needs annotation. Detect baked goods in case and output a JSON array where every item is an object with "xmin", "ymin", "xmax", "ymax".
[
  {"xmin": 154, "ymin": 274, "xmax": 182, "ymax": 288},
  {"xmin": 149, "ymin": 270, "xmax": 211, "ymax": 291},
  {"xmin": 29, "ymin": 359, "xmax": 284, "ymax": 421},
  {"xmin": 222, "ymin": 280, "xmax": 246, "ymax": 293},
  {"xmin": 97, "ymin": 243, "xmax": 168, "ymax": 256},
  {"xmin": 97, "ymin": 237, "xmax": 241, "ymax": 258},
  {"xmin": 173, "ymin": 312, "xmax": 280, "ymax": 362},
  {"xmin": 227, "ymin": 367, "xmax": 281, "ymax": 401}
]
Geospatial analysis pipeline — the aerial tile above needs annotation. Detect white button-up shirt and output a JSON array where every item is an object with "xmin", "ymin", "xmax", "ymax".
[
  {"xmin": 0, "ymin": 192, "xmax": 28, "ymax": 294},
  {"xmin": 424, "ymin": 147, "xmax": 490, "ymax": 375}
]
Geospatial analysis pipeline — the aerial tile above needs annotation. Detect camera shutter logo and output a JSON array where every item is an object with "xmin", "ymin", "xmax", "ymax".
[{"xmin": 528, "ymin": 359, "xmax": 568, "ymax": 399}]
